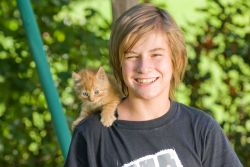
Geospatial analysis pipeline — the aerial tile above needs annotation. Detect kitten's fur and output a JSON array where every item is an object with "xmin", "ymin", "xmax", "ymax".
[{"xmin": 72, "ymin": 67, "xmax": 121, "ymax": 129}]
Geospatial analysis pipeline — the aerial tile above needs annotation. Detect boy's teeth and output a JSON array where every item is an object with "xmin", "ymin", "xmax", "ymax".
[{"xmin": 137, "ymin": 78, "xmax": 156, "ymax": 84}]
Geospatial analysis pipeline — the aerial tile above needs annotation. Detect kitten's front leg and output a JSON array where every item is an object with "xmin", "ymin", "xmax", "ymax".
[
  {"xmin": 101, "ymin": 100, "xmax": 120, "ymax": 127},
  {"xmin": 72, "ymin": 117, "xmax": 84, "ymax": 130},
  {"xmin": 71, "ymin": 106, "xmax": 89, "ymax": 130}
]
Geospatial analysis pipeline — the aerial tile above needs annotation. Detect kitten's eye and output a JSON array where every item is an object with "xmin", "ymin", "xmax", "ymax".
[
  {"xmin": 82, "ymin": 91, "xmax": 88, "ymax": 97},
  {"xmin": 94, "ymin": 90, "xmax": 100, "ymax": 95}
]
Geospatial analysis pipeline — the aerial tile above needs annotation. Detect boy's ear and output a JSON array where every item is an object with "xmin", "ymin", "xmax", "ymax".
[
  {"xmin": 96, "ymin": 66, "xmax": 107, "ymax": 81},
  {"xmin": 72, "ymin": 71, "xmax": 81, "ymax": 81}
]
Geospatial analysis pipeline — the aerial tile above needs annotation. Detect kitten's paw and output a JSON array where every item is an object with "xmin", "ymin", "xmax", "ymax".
[
  {"xmin": 71, "ymin": 118, "xmax": 82, "ymax": 131},
  {"xmin": 100, "ymin": 114, "xmax": 116, "ymax": 127},
  {"xmin": 71, "ymin": 122, "xmax": 77, "ymax": 131}
]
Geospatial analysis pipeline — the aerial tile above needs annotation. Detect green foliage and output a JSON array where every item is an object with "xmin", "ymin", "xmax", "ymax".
[
  {"xmin": 0, "ymin": 0, "xmax": 249, "ymax": 166},
  {"xmin": 0, "ymin": 0, "xmax": 111, "ymax": 166},
  {"xmin": 176, "ymin": 0, "xmax": 250, "ymax": 165}
]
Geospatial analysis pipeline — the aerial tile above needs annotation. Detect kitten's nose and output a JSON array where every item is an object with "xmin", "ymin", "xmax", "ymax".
[{"xmin": 89, "ymin": 96, "xmax": 94, "ymax": 102}]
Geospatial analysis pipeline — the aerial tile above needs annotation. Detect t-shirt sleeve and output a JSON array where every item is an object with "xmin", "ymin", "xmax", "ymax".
[
  {"xmin": 64, "ymin": 128, "xmax": 89, "ymax": 167},
  {"xmin": 201, "ymin": 118, "xmax": 243, "ymax": 167}
]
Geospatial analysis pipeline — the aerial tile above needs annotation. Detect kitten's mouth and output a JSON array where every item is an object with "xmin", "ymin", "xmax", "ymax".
[{"xmin": 135, "ymin": 77, "xmax": 159, "ymax": 84}]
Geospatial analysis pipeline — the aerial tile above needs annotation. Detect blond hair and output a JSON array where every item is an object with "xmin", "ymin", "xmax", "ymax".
[{"xmin": 109, "ymin": 3, "xmax": 187, "ymax": 99}]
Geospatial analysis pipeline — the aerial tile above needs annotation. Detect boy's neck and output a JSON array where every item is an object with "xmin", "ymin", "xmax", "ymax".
[{"xmin": 117, "ymin": 96, "xmax": 171, "ymax": 121}]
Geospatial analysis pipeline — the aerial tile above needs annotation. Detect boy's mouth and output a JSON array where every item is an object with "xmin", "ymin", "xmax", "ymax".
[{"xmin": 135, "ymin": 77, "xmax": 159, "ymax": 84}]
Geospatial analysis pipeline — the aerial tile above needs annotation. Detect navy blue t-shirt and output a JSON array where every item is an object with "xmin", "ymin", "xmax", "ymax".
[{"xmin": 64, "ymin": 101, "xmax": 242, "ymax": 167}]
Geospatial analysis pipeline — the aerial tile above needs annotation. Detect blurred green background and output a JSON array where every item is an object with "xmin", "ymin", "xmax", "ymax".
[{"xmin": 0, "ymin": 0, "xmax": 249, "ymax": 166}]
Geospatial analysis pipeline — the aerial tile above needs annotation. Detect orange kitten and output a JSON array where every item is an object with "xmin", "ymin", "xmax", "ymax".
[{"xmin": 72, "ymin": 67, "xmax": 122, "ymax": 129}]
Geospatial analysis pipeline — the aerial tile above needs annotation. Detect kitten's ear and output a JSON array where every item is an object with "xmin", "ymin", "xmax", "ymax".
[
  {"xmin": 96, "ymin": 67, "xmax": 107, "ymax": 81},
  {"xmin": 72, "ymin": 72, "xmax": 81, "ymax": 81}
]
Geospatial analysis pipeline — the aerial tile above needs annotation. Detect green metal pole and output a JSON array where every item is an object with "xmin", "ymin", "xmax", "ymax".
[{"xmin": 16, "ymin": 0, "xmax": 71, "ymax": 159}]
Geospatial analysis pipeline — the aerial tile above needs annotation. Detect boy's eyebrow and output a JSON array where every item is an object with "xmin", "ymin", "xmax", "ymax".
[
  {"xmin": 149, "ymin": 48, "xmax": 165, "ymax": 52},
  {"xmin": 125, "ymin": 48, "xmax": 165, "ymax": 55},
  {"xmin": 125, "ymin": 51, "xmax": 137, "ymax": 54},
  {"xmin": 124, "ymin": 51, "xmax": 139, "ymax": 55}
]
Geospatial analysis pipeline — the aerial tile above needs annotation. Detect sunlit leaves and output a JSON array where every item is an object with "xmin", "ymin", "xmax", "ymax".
[
  {"xmin": 180, "ymin": 0, "xmax": 250, "ymax": 165},
  {"xmin": 1, "ymin": 0, "xmax": 113, "ymax": 166}
]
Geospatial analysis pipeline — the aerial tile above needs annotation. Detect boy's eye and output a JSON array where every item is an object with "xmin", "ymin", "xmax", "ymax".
[
  {"xmin": 125, "ymin": 55, "xmax": 138, "ymax": 59},
  {"xmin": 152, "ymin": 54, "xmax": 162, "ymax": 57},
  {"xmin": 125, "ymin": 53, "xmax": 139, "ymax": 59},
  {"xmin": 82, "ymin": 91, "xmax": 89, "ymax": 97}
]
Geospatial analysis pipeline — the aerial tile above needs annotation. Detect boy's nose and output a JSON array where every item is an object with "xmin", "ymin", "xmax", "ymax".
[{"xmin": 136, "ymin": 56, "xmax": 152, "ymax": 73}]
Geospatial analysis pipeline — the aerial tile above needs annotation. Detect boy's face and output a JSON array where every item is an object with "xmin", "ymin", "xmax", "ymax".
[{"xmin": 121, "ymin": 30, "xmax": 173, "ymax": 100}]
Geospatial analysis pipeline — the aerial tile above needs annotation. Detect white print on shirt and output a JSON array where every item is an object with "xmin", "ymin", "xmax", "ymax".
[{"xmin": 122, "ymin": 149, "xmax": 183, "ymax": 167}]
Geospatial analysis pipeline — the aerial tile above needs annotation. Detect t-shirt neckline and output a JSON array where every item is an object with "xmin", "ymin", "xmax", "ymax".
[{"xmin": 114, "ymin": 101, "xmax": 177, "ymax": 130}]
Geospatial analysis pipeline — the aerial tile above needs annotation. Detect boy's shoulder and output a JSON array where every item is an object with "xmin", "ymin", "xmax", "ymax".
[
  {"xmin": 174, "ymin": 101, "xmax": 218, "ymax": 128},
  {"xmin": 73, "ymin": 113, "xmax": 103, "ymax": 137}
]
